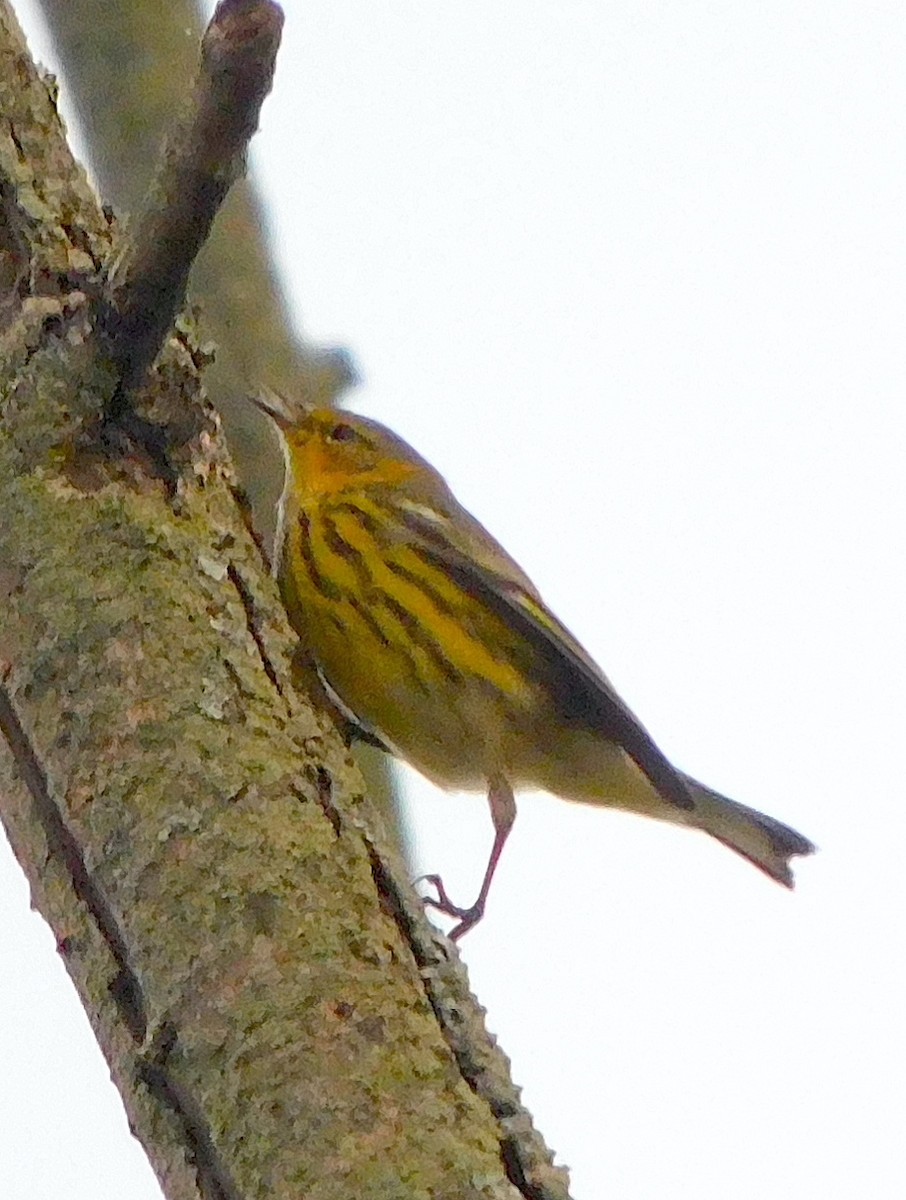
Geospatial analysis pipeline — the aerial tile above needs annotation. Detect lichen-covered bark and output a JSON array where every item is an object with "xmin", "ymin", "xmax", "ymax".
[
  {"xmin": 31, "ymin": 0, "xmax": 399, "ymax": 834},
  {"xmin": 0, "ymin": 459, "xmax": 520, "ymax": 1199},
  {"xmin": 0, "ymin": 4, "xmax": 571, "ymax": 1199},
  {"xmin": 32, "ymin": 0, "xmax": 355, "ymax": 516}
]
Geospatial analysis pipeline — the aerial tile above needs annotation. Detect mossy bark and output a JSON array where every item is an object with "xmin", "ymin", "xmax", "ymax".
[
  {"xmin": 31, "ymin": 0, "xmax": 398, "ymax": 834},
  {"xmin": 0, "ymin": 4, "xmax": 571, "ymax": 1199}
]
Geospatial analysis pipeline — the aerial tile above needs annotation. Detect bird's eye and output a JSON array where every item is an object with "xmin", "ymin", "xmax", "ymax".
[{"xmin": 327, "ymin": 423, "xmax": 359, "ymax": 444}]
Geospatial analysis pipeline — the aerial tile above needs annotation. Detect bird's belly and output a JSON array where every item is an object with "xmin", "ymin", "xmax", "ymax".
[
  {"xmin": 308, "ymin": 599, "xmax": 532, "ymax": 790},
  {"xmin": 307, "ymin": 599, "xmax": 686, "ymax": 820}
]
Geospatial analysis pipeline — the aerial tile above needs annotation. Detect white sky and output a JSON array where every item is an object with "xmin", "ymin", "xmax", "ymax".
[{"xmin": 2, "ymin": 3, "xmax": 904, "ymax": 1198}]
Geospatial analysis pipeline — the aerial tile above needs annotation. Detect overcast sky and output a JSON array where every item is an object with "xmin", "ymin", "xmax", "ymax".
[{"xmin": 2, "ymin": 3, "xmax": 904, "ymax": 1198}]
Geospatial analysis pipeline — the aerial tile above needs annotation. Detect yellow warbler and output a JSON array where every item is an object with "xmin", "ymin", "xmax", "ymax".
[{"xmin": 254, "ymin": 394, "xmax": 814, "ymax": 938}]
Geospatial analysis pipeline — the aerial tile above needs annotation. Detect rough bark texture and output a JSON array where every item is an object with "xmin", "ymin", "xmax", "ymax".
[
  {"xmin": 32, "ymin": 0, "xmax": 402, "ymax": 893},
  {"xmin": 0, "ymin": 4, "xmax": 572, "ymax": 1198},
  {"xmin": 33, "ymin": 0, "xmax": 355, "ymax": 496}
]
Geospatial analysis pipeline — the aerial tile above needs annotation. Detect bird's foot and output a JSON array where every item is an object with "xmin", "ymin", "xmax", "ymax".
[{"xmin": 417, "ymin": 874, "xmax": 484, "ymax": 941}]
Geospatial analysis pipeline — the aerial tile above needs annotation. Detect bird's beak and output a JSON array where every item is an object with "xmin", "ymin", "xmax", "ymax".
[{"xmin": 250, "ymin": 388, "xmax": 312, "ymax": 430}]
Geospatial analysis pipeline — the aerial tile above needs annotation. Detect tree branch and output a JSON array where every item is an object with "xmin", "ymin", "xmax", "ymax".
[
  {"xmin": 0, "ymin": 1, "xmax": 572, "ymax": 1196},
  {"xmin": 102, "ymin": 0, "xmax": 284, "ymax": 392},
  {"xmin": 31, "ymin": 0, "xmax": 400, "ymax": 852}
]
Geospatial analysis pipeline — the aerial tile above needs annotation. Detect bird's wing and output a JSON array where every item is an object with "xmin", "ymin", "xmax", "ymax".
[{"xmin": 393, "ymin": 495, "xmax": 694, "ymax": 811}]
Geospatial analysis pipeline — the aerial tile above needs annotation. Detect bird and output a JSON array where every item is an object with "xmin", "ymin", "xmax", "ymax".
[{"xmin": 252, "ymin": 391, "xmax": 815, "ymax": 939}]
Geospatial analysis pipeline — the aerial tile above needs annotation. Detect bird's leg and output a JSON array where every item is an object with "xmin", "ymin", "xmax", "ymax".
[{"xmin": 422, "ymin": 776, "xmax": 516, "ymax": 940}]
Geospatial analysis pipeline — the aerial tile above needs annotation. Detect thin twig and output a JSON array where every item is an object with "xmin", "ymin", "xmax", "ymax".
[{"xmin": 101, "ymin": 0, "xmax": 284, "ymax": 392}]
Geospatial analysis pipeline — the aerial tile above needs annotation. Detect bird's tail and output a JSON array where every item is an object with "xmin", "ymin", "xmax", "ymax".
[{"xmin": 681, "ymin": 773, "xmax": 815, "ymax": 887}]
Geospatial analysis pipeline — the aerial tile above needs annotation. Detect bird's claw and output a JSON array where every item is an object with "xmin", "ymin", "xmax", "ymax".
[{"xmin": 416, "ymin": 874, "xmax": 484, "ymax": 941}]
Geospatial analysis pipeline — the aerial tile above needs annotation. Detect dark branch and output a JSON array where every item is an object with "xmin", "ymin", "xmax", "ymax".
[{"xmin": 101, "ymin": 0, "xmax": 284, "ymax": 392}]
